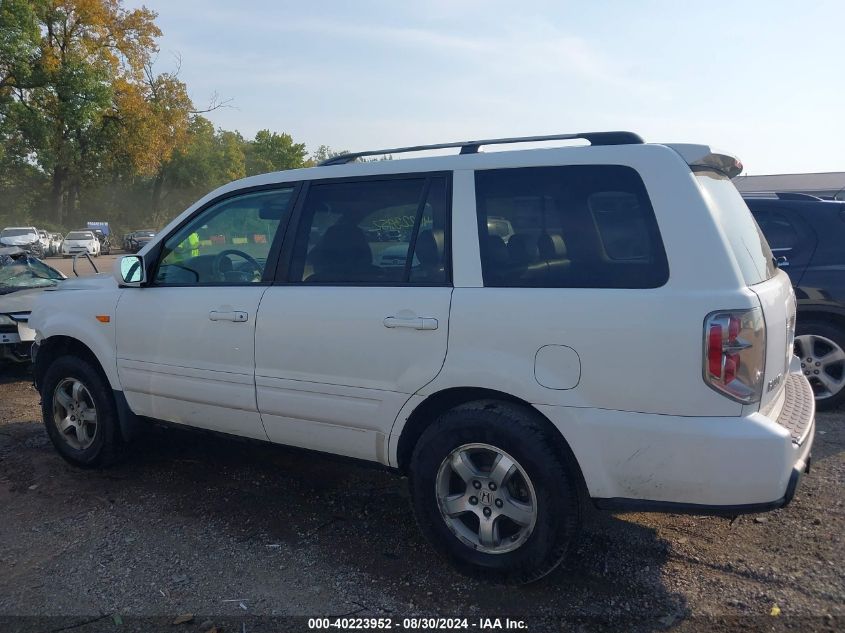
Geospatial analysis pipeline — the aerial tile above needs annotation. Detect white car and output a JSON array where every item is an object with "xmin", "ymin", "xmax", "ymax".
[
  {"xmin": 29, "ymin": 132, "xmax": 814, "ymax": 583},
  {"xmin": 61, "ymin": 230, "xmax": 100, "ymax": 257},
  {"xmin": 1, "ymin": 226, "xmax": 44, "ymax": 257}
]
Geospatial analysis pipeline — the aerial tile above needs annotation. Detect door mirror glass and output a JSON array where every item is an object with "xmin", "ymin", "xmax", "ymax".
[{"xmin": 117, "ymin": 255, "xmax": 145, "ymax": 285}]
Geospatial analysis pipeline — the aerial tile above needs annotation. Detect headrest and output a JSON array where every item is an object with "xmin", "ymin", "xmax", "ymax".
[
  {"xmin": 485, "ymin": 235, "xmax": 509, "ymax": 267},
  {"xmin": 507, "ymin": 234, "xmax": 539, "ymax": 266},
  {"xmin": 415, "ymin": 229, "xmax": 444, "ymax": 267},
  {"xmin": 312, "ymin": 224, "xmax": 373, "ymax": 270},
  {"xmin": 538, "ymin": 233, "xmax": 567, "ymax": 259}
]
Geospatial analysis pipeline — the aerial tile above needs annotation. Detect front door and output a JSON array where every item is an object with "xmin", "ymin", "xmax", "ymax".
[
  {"xmin": 115, "ymin": 186, "xmax": 298, "ymax": 439},
  {"xmin": 255, "ymin": 174, "xmax": 452, "ymax": 461}
]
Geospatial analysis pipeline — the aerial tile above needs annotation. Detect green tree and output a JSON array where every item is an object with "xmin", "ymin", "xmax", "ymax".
[
  {"xmin": 0, "ymin": 0, "xmax": 161, "ymax": 225},
  {"xmin": 244, "ymin": 129, "xmax": 307, "ymax": 176}
]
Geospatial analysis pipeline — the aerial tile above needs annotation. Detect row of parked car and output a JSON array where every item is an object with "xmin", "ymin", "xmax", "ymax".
[{"xmin": 0, "ymin": 226, "xmax": 115, "ymax": 257}]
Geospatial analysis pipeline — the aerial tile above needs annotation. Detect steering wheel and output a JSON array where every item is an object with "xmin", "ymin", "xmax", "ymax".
[{"xmin": 212, "ymin": 249, "xmax": 263, "ymax": 281}]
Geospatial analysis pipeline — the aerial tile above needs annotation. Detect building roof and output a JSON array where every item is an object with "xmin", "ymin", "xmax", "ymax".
[{"xmin": 733, "ymin": 172, "xmax": 845, "ymax": 195}]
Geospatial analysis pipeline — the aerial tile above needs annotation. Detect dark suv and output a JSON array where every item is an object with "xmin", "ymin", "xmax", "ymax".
[{"xmin": 746, "ymin": 193, "xmax": 845, "ymax": 409}]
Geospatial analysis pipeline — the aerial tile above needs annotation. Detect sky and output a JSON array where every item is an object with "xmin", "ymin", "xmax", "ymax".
[{"xmin": 126, "ymin": 0, "xmax": 845, "ymax": 175}]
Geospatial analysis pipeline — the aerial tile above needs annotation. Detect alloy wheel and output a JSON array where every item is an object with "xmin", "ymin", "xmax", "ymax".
[
  {"xmin": 435, "ymin": 443, "xmax": 538, "ymax": 554},
  {"xmin": 795, "ymin": 334, "xmax": 845, "ymax": 400},
  {"xmin": 52, "ymin": 378, "xmax": 98, "ymax": 450}
]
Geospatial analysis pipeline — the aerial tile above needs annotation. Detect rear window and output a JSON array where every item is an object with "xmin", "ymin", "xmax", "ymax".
[
  {"xmin": 1, "ymin": 228, "xmax": 36, "ymax": 238},
  {"xmin": 695, "ymin": 171, "xmax": 776, "ymax": 285},
  {"xmin": 475, "ymin": 165, "xmax": 669, "ymax": 288}
]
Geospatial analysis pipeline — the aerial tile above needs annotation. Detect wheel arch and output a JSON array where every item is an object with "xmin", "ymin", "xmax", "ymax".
[
  {"xmin": 394, "ymin": 387, "xmax": 588, "ymax": 497},
  {"xmin": 35, "ymin": 335, "xmax": 142, "ymax": 442},
  {"xmin": 796, "ymin": 307, "xmax": 845, "ymax": 333},
  {"xmin": 34, "ymin": 335, "xmax": 106, "ymax": 391}
]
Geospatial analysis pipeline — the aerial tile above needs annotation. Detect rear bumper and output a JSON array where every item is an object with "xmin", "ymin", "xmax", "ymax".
[{"xmin": 537, "ymin": 372, "xmax": 815, "ymax": 514}]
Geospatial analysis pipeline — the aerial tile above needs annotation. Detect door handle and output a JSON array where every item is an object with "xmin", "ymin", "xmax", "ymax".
[
  {"xmin": 209, "ymin": 310, "xmax": 249, "ymax": 322},
  {"xmin": 383, "ymin": 316, "xmax": 438, "ymax": 330}
]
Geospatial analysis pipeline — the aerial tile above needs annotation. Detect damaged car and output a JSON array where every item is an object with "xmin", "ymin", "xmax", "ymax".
[{"xmin": 0, "ymin": 247, "xmax": 65, "ymax": 363}]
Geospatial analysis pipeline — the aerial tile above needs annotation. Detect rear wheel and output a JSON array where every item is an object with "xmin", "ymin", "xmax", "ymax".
[
  {"xmin": 409, "ymin": 401, "xmax": 581, "ymax": 584},
  {"xmin": 41, "ymin": 355, "xmax": 125, "ymax": 467},
  {"xmin": 795, "ymin": 319, "xmax": 845, "ymax": 410}
]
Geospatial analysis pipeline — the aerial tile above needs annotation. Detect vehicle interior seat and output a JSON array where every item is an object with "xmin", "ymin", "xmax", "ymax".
[
  {"xmin": 412, "ymin": 228, "xmax": 446, "ymax": 282},
  {"xmin": 484, "ymin": 235, "xmax": 511, "ymax": 284},
  {"xmin": 306, "ymin": 224, "xmax": 381, "ymax": 282}
]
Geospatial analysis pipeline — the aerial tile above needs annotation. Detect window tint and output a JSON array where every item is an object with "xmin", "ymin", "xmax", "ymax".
[
  {"xmin": 750, "ymin": 209, "xmax": 798, "ymax": 251},
  {"xmin": 695, "ymin": 171, "xmax": 776, "ymax": 285},
  {"xmin": 155, "ymin": 187, "xmax": 295, "ymax": 285},
  {"xmin": 475, "ymin": 165, "xmax": 668, "ymax": 288},
  {"xmin": 290, "ymin": 176, "xmax": 448, "ymax": 284}
]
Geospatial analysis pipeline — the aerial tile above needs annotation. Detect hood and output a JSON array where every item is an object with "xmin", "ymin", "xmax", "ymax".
[
  {"xmin": 52, "ymin": 273, "xmax": 116, "ymax": 291},
  {"xmin": 64, "ymin": 238, "xmax": 96, "ymax": 245},
  {"xmin": 0, "ymin": 287, "xmax": 44, "ymax": 312},
  {"xmin": 1, "ymin": 235, "xmax": 39, "ymax": 246}
]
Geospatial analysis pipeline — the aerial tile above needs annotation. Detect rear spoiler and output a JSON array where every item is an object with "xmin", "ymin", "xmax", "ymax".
[{"xmin": 666, "ymin": 144, "xmax": 744, "ymax": 179}]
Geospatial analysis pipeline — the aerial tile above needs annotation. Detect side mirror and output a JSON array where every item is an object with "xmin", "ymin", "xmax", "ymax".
[{"xmin": 114, "ymin": 255, "xmax": 146, "ymax": 287}]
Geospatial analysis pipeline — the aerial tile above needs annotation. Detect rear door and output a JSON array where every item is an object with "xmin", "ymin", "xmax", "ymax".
[{"xmin": 255, "ymin": 173, "xmax": 452, "ymax": 462}]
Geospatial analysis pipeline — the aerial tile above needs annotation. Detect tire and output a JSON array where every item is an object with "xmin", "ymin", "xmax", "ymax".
[
  {"xmin": 409, "ymin": 400, "xmax": 581, "ymax": 584},
  {"xmin": 795, "ymin": 319, "xmax": 845, "ymax": 410},
  {"xmin": 41, "ymin": 355, "xmax": 125, "ymax": 467}
]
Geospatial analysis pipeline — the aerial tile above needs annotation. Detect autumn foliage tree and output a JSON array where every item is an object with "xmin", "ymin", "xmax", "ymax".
[
  {"xmin": 1, "ymin": 0, "xmax": 163, "ymax": 224},
  {"xmin": 0, "ymin": 0, "xmax": 322, "ymax": 234}
]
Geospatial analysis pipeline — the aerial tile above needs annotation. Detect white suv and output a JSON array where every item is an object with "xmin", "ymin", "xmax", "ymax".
[{"xmin": 29, "ymin": 132, "xmax": 815, "ymax": 583}]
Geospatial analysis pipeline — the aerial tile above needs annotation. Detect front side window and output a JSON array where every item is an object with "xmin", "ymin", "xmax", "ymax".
[
  {"xmin": 475, "ymin": 165, "xmax": 668, "ymax": 288},
  {"xmin": 155, "ymin": 187, "xmax": 296, "ymax": 285},
  {"xmin": 289, "ymin": 176, "xmax": 448, "ymax": 284}
]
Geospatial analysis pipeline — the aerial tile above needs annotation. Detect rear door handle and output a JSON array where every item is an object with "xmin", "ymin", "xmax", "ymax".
[
  {"xmin": 209, "ymin": 310, "xmax": 249, "ymax": 322},
  {"xmin": 383, "ymin": 316, "xmax": 439, "ymax": 330}
]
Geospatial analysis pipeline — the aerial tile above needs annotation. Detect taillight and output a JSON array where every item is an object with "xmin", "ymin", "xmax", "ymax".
[{"xmin": 703, "ymin": 308, "xmax": 766, "ymax": 403}]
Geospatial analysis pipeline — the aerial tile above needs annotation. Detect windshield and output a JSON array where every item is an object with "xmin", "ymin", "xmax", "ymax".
[
  {"xmin": 0, "ymin": 253, "xmax": 64, "ymax": 291},
  {"xmin": 136, "ymin": 231, "xmax": 155, "ymax": 237},
  {"xmin": 1, "ymin": 228, "xmax": 36, "ymax": 238},
  {"xmin": 66, "ymin": 231, "xmax": 93, "ymax": 240},
  {"xmin": 695, "ymin": 170, "xmax": 776, "ymax": 285}
]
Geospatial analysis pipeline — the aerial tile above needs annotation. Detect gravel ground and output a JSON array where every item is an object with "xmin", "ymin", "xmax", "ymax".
[{"xmin": 0, "ymin": 364, "xmax": 842, "ymax": 632}]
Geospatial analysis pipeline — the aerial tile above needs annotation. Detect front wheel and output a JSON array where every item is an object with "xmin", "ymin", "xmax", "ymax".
[
  {"xmin": 41, "ymin": 355, "xmax": 125, "ymax": 467},
  {"xmin": 409, "ymin": 401, "xmax": 581, "ymax": 584}
]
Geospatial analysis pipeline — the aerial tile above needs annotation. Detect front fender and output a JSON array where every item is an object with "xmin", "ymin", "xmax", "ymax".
[{"xmin": 30, "ymin": 287, "xmax": 123, "ymax": 390}]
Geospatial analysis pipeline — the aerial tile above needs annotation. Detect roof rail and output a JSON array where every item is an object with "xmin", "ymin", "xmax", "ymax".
[
  {"xmin": 318, "ymin": 131, "xmax": 644, "ymax": 166},
  {"xmin": 775, "ymin": 192, "xmax": 823, "ymax": 202}
]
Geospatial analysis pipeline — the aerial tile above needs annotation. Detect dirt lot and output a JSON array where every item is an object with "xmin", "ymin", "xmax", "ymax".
[
  {"xmin": 43, "ymin": 253, "xmax": 121, "ymax": 278},
  {"xmin": 0, "ymin": 364, "xmax": 842, "ymax": 632}
]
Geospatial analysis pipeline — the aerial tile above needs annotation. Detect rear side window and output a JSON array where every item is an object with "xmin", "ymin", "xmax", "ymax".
[
  {"xmin": 695, "ymin": 171, "xmax": 776, "ymax": 285},
  {"xmin": 475, "ymin": 165, "xmax": 668, "ymax": 288},
  {"xmin": 749, "ymin": 208, "xmax": 798, "ymax": 251}
]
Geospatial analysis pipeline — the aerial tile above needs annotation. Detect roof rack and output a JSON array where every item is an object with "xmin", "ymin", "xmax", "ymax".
[
  {"xmin": 775, "ymin": 192, "xmax": 823, "ymax": 202},
  {"xmin": 319, "ymin": 131, "xmax": 644, "ymax": 166}
]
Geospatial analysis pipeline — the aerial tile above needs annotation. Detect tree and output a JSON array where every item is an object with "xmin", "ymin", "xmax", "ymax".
[
  {"xmin": 0, "ymin": 0, "xmax": 161, "ymax": 224},
  {"xmin": 244, "ymin": 129, "xmax": 307, "ymax": 176},
  {"xmin": 149, "ymin": 117, "xmax": 245, "ymax": 225}
]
